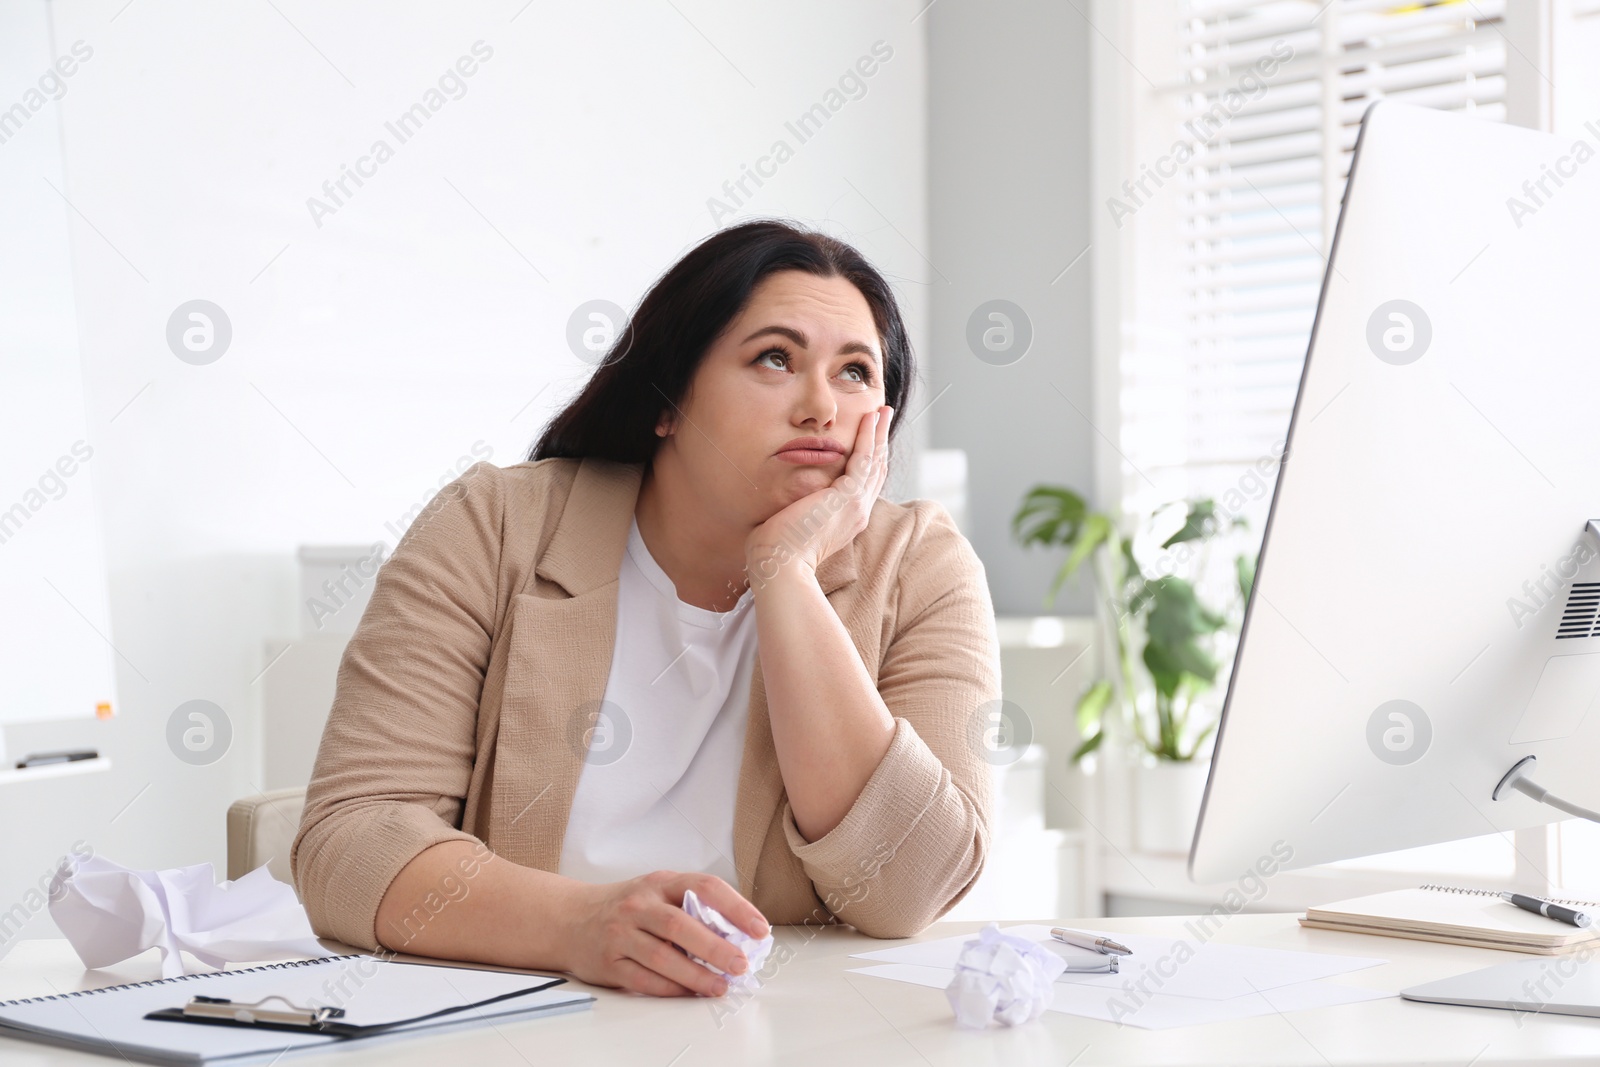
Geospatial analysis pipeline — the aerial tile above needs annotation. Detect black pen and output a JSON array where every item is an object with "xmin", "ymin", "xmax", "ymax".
[{"xmin": 1501, "ymin": 892, "xmax": 1592, "ymax": 928}]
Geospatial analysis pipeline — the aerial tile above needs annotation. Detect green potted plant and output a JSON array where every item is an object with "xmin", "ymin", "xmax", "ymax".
[{"xmin": 1012, "ymin": 488, "xmax": 1256, "ymax": 851}]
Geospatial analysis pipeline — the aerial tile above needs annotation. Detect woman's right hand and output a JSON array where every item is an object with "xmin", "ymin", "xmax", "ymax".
[{"xmin": 561, "ymin": 870, "xmax": 772, "ymax": 997}]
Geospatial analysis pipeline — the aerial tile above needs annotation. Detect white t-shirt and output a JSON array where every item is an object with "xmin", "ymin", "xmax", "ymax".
[{"xmin": 557, "ymin": 514, "xmax": 757, "ymax": 887}]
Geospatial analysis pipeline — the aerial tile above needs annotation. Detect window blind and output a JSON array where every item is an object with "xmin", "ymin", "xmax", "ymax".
[{"xmin": 1119, "ymin": 0, "xmax": 1507, "ymax": 522}]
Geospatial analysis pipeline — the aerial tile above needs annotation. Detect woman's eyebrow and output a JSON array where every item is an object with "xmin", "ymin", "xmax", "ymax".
[{"xmin": 740, "ymin": 325, "xmax": 879, "ymax": 366}]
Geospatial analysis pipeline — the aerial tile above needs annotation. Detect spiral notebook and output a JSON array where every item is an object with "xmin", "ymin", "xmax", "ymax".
[
  {"xmin": 0, "ymin": 953, "xmax": 594, "ymax": 1065},
  {"xmin": 1301, "ymin": 884, "xmax": 1600, "ymax": 954}
]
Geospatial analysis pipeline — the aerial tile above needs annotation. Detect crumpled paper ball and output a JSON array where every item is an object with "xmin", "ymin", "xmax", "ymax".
[
  {"xmin": 47, "ymin": 853, "xmax": 332, "ymax": 978},
  {"xmin": 681, "ymin": 888, "xmax": 775, "ymax": 993},
  {"xmin": 944, "ymin": 922, "xmax": 1068, "ymax": 1028}
]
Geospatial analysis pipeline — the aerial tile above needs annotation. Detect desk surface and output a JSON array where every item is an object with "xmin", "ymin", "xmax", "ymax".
[{"xmin": 2, "ymin": 914, "xmax": 1597, "ymax": 1066}]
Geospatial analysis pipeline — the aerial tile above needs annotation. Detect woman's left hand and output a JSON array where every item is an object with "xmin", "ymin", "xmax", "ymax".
[{"xmin": 745, "ymin": 404, "xmax": 893, "ymax": 581}]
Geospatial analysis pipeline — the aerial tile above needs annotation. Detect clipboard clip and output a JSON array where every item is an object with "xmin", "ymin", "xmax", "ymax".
[{"xmin": 181, "ymin": 994, "xmax": 346, "ymax": 1030}]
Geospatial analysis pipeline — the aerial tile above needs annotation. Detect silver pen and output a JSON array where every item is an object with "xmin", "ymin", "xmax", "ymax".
[
  {"xmin": 1056, "ymin": 952, "xmax": 1119, "ymax": 974},
  {"xmin": 1051, "ymin": 927, "xmax": 1133, "ymax": 956}
]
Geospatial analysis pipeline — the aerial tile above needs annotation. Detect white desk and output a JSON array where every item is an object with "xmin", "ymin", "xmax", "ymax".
[{"xmin": 3, "ymin": 915, "xmax": 1598, "ymax": 1066}]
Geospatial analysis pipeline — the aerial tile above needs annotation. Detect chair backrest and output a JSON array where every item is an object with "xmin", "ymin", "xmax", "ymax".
[{"xmin": 226, "ymin": 787, "xmax": 307, "ymax": 891}]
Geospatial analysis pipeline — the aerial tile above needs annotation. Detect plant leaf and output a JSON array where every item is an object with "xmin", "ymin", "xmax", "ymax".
[
  {"xmin": 1075, "ymin": 679, "xmax": 1115, "ymax": 737},
  {"xmin": 1126, "ymin": 580, "xmax": 1153, "ymax": 619},
  {"xmin": 1161, "ymin": 498, "xmax": 1219, "ymax": 548},
  {"xmin": 1145, "ymin": 578, "xmax": 1227, "ymax": 644},
  {"xmin": 1235, "ymin": 552, "xmax": 1257, "ymax": 600},
  {"xmin": 1062, "ymin": 512, "xmax": 1113, "ymax": 582},
  {"xmin": 1120, "ymin": 534, "xmax": 1140, "ymax": 575},
  {"xmin": 1071, "ymin": 731, "xmax": 1105, "ymax": 762},
  {"xmin": 1139, "ymin": 574, "xmax": 1226, "ymax": 729},
  {"xmin": 1011, "ymin": 486, "xmax": 1088, "ymax": 548},
  {"xmin": 1142, "ymin": 640, "xmax": 1185, "ymax": 700}
]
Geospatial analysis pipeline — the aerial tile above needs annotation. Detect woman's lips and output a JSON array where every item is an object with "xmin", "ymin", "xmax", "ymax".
[{"xmin": 776, "ymin": 448, "xmax": 846, "ymax": 465}]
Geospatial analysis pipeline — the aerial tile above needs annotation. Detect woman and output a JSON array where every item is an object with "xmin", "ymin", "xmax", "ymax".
[{"xmin": 291, "ymin": 220, "xmax": 1002, "ymax": 999}]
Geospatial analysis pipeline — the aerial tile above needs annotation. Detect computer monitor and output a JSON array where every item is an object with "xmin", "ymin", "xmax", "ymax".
[{"xmin": 1189, "ymin": 100, "xmax": 1600, "ymax": 884}]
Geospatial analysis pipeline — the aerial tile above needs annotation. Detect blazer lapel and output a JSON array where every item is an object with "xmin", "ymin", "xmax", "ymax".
[
  {"xmin": 534, "ymin": 458, "xmax": 645, "ymax": 599},
  {"xmin": 491, "ymin": 458, "xmax": 643, "ymax": 872}
]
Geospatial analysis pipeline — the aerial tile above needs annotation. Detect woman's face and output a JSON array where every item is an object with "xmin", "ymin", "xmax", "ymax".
[{"xmin": 655, "ymin": 269, "xmax": 889, "ymax": 525}]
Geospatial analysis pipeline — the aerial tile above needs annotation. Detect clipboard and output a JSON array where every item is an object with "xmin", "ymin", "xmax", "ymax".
[
  {"xmin": 144, "ymin": 977, "xmax": 572, "ymax": 1039},
  {"xmin": 0, "ymin": 953, "xmax": 595, "ymax": 1065}
]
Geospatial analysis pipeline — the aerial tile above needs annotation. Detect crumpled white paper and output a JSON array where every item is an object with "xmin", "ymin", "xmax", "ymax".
[
  {"xmin": 944, "ymin": 922, "xmax": 1068, "ymax": 1028},
  {"xmin": 47, "ymin": 853, "xmax": 333, "ymax": 978},
  {"xmin": 681, "ymin": 888, "xmax": 775, "ymax": 993}
]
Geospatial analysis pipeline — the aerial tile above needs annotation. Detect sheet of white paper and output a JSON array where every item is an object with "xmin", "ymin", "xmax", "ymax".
[
  {"xmin": 850, "ymin": 923, "xmax": 1386, "ymax": 1001},
  {"xmin": 48, "ymin": 854, "xmax": 336, "ymax": 978},
  {"xmin": 849, "ymin": 963, "xmax": 1392, "ymax": 1030}
]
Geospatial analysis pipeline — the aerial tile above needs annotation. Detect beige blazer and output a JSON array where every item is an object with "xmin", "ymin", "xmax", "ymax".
[{"xmin": 291, "ymin": 456, "xmax": 1002, "ymax": 948}]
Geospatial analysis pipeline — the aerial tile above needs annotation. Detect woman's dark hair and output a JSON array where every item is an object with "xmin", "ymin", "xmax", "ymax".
[{"xmin": 530, "ymin": 219, "xmax": 915, "ymax": 464}]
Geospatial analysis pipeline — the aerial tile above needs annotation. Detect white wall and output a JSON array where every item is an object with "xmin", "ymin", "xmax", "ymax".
[{"xmin": 1, "ymin": 0, "xmax": 929, "ymax": 944}]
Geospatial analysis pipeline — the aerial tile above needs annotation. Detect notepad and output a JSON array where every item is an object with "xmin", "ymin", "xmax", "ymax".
[
  {"xmin": 0, "ymin": 953, "xmax": 594, "ymax": 1065},
  {"xmin": 1302, "ymin": 884, "xmax": 1600, "ymax": 954}
]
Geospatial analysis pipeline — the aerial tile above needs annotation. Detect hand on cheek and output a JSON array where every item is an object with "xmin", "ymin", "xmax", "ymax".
[{"xmin": 745, "ymin": 404, "xmax": 893, "ymax": 575}]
